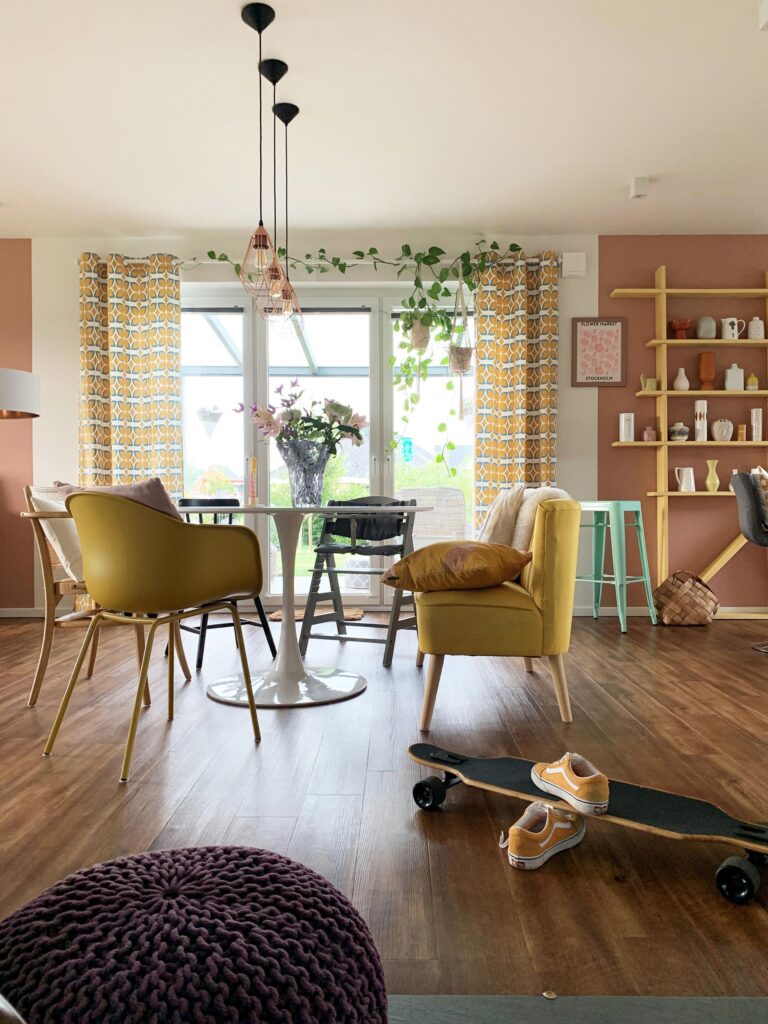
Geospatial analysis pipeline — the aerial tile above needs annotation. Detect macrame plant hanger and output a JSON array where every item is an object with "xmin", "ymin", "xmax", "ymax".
[{"xmin": 449, "ymin": 276, "xmax": 474, "ymax": 421}]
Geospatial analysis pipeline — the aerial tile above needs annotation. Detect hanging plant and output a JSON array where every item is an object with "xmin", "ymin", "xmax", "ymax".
[{"xmin": 189, "ymin": 239, "xmax": 521, "ymax": 473}]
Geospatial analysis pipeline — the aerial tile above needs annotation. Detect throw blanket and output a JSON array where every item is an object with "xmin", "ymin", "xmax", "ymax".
[{"xmin": 477, "ymin": 485, "xmax": 571, "ymax": 551}]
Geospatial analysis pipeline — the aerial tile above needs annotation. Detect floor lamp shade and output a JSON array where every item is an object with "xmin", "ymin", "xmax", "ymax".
[{"xmin": 0, "ymin": 368, "xmax": 40, "ymax": 419}]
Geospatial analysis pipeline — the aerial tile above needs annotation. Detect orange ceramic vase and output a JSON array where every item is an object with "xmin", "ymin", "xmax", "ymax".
[{"xmin": 698, "ymin": 351, "xmax": 716, "ymax": 390}]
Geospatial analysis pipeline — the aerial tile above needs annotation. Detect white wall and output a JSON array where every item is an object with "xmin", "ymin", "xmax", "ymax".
[{"xmin": 30, "ymin": 229, "xmax": 598, "ymax": 608}]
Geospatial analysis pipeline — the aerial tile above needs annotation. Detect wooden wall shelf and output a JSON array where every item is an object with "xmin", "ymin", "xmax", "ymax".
[
  {"xmin": 635, "ymin": 390, "xmax": 768, "ymax": 398},
  {"xmin": 611, "ymin": 264, "xmax": 768, "ymax": 612},
  {"xmin": 646, "ymin": 339, "xmax": 768, "ymax": 349}
]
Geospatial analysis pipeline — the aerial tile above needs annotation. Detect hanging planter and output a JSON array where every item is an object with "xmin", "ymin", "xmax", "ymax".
[
  {"xmin": 409, "ymin": 320, "xmax": 430, "ymax": 352},
  {"xmin": 450, "ymin": 279, "xmax": 474, "ymax": 420},
  {"xmin": 448, "ymin": 343, "xmax": 473, "ymax": 374}
]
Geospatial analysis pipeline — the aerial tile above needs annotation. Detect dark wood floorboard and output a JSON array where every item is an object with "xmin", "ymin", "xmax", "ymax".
[{"xmin": 0, "ymin": 614, "xmax": 766, "ymax": 996}]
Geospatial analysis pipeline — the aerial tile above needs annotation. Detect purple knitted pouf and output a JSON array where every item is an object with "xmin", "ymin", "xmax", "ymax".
[{"xmin": 0, "ymin": 846, "xmax": 387, "ymax": 1024}]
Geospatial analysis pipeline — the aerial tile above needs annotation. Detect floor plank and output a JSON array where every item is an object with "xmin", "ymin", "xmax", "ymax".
[{"xmin": 0, "ymin": 615, "xmax": 766, "ymax": 996}]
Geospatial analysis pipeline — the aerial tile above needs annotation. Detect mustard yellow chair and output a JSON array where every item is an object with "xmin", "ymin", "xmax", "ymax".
[
  {"xmin": 43, "ymin": 493, "xmax": 264, "ymax": 782},
  {"xmin": 414, "ymin": 499, "xmax": 581, "ymax": 730}
]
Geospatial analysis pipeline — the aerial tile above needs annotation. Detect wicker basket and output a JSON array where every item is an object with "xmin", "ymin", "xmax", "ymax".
[{"xmin": 652, "ymin": 570, "xmax": 720, "ymax": 626}]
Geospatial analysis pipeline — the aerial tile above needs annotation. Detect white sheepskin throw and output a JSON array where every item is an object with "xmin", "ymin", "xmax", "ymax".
[
  {"xmin": 511, "ymin": 487, "xmax": 571, "ymax": 551},
  {"xmin": 476, "ymin": 484, "xmax": 526, "ymax": 546}
]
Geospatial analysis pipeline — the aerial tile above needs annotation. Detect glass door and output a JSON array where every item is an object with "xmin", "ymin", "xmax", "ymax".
[{"xmin": 259, "ymin": 302, "xmax": 381, "ymax": 601}]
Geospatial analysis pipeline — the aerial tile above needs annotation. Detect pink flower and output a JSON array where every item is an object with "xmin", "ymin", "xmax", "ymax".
[
  {"xmin": 233, "ymin": 402, "xmax": 245, "ymax": 413},
  {"xmin": 252, "ymin": 406, "xmax": 281, "ymax": 439}
]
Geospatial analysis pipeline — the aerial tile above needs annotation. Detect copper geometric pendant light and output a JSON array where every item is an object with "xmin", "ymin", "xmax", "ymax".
[{"xmin": 255, "ymin": 57, "xmax": 289, "ymax": 315}]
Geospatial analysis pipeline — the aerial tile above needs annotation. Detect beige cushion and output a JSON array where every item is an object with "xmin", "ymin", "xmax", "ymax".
[
  {"xmin": 53, "ymin": 477, "xmax": 182, "ymax": 520},
  {"xmin": 476, "ymin": 485, "xmax": 526, "ymax": 546},
  {"xmin": 382, "ymin": 540, "xmax": 532, "ymax": 593},
  {"xmin": 28, "ymin": 486, "xmax": 84, "ymax": 582}
]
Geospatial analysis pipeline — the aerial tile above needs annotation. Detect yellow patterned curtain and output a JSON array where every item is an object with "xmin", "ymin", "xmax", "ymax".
[
  {"xmin": 474, "ymin": 250, "xmax": 559, "ymax": 520},
  {"xmin": 78, "ymin": 252, "xmax": 183, "ymax": 499}
]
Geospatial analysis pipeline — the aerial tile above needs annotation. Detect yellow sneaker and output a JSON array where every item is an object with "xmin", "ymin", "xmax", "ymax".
[
  {"xmin": 499, "ymin": 802, "xmax": 586, "ymax": 870},
  {"xmin": 531, "ymin": 752, "xmax": 610, "ymax": 815}
]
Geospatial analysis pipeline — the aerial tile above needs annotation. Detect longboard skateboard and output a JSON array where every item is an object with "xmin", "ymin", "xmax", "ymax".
[{"xmin": 408, "ymin": 742, "xmax": 768, "ymax": 904}]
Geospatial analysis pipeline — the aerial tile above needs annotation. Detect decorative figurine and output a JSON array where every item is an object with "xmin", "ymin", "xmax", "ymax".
[{"xmin": 669, "ymin": 318, "xmax": 694, "ymax": 340}]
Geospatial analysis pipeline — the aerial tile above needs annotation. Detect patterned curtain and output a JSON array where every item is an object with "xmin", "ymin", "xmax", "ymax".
[
  {"xmin": 474, "ymin": 250, "xmax": 559, "ymax": 520},
  {"xmin": 78, "ymin": 252, "xmax": 183, "ymax": 499}
]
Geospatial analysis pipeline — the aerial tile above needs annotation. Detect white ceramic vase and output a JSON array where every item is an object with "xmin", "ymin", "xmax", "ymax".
[
  {"xmin": 711, "ymin": 418, "xmax": 734, "ymax": 442},
  {"xmin": 672, "ymin": 368, "xmax": 690, "ymax": 391}
]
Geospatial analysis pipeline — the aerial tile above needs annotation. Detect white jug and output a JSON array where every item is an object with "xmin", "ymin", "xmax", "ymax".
[
  {"xmin": 675, "ymin": 466, "xmax": 696, "ymax": 492},
  {"xmin": 721, "ymin": 317, "xmax": 746, "ymax": 340}
]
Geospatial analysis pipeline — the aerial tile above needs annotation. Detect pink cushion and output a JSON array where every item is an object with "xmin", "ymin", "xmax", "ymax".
[{"xmin": 53, "ymin": 478, "xmax": 182, "ymax": 520}]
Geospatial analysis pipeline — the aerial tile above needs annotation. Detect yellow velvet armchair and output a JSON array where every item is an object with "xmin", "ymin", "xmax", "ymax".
[
  {"xmin": 43, "ymin": 493, "xmax": 265, "ymax": 782},
  {"xmin": 414, "ymin": 498, "xmax": 581, "ymax": 730}
]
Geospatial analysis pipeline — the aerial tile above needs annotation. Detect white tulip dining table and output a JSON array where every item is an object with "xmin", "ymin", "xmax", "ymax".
[{"xmin": 180, "ymin": 503, "xmax": 431, "ymax": 709}]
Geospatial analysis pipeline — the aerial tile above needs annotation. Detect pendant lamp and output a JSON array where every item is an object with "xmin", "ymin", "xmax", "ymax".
[
  {"xmin": 273, "ymin": 101, "xmax": 301, "ymax": 320},
  {"xmin": 257, "ymin": 58, "xmax": 289, "ymax": 311},
  {"xmin": 239, "ymin": 4, "xmax": 277, "ymax": 295}
]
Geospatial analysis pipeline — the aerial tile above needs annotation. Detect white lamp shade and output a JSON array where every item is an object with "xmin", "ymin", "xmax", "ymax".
[{"xmin": 0, "ymin": 368, "xmax": 40, "ymax": 419}]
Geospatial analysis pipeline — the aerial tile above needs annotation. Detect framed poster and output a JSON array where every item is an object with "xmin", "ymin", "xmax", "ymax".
[{"xmin": 571, "ymin": 317, "xmax": 627, "ymax": 387}]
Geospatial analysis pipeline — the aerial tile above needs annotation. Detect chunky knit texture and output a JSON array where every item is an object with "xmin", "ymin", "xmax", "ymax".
[{"xmin": 0, "ymin": 846, "xmax": 387, "ymax": 1023}]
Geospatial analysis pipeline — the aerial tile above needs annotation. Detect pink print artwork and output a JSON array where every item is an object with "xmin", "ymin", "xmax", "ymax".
[{"xmin": 574, "ymin": 320, "xmax": 624, "ymax": 385}]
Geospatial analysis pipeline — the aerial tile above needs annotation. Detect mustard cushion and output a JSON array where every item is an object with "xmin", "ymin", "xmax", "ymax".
[{"xmin": 382, "ymin": 541, "xmax": 532, "ymax": 593}]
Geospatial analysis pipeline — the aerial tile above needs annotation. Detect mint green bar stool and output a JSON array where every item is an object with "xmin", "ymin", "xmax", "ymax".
[{"xmin": 576, "ymin": 501, "xmax": 657, "ymax": 633}]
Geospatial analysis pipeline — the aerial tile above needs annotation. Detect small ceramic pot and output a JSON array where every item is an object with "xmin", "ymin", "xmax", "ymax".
[
  {"xmin": 669, "ymin": 421, "xmax": 690, "ymax": 441},
  {"xmin": 711, "ymin": 418, "xmax": 734, "ymax": 442}
]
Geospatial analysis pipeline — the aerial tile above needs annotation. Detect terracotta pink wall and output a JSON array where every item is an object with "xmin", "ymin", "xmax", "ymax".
[
  {"xmin": 599, "ymin": 235, "xmax": 768, "ymax": 608},
  {"xmin": 0, "ymin": 239, "xmax": 34, "ymax": 609}
]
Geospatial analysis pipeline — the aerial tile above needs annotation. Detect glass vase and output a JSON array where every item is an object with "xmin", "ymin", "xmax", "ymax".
[{"xmin": 276, "ymin": 438, "xmax": 332, "ymax": 506}]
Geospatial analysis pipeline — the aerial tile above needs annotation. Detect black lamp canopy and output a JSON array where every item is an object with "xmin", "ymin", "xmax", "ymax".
[
  {"xmin": 241, "ymin": 3, "xmax": 275, "ymax": 33},
  {"xmin": 259, "ymin": 58, "xmax": 288, "ymax": 85},
  {"xmin": 274, "ymin": 102, "xmax": 299, "ymax": 126}
]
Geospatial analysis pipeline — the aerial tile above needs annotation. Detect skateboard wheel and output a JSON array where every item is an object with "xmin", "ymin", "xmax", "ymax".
[
  {"xmin": 413, "ymin": 776, "xmax": 447, "ymax": 811},
  {"xmin": 715, "ymin": 856, "xmax": 761, "ymax": 904}
]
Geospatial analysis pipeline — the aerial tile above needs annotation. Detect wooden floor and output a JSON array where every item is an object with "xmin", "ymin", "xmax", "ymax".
[{"xmin": 1, "ymin": 614, "xmax": 767, "ymax": 996}]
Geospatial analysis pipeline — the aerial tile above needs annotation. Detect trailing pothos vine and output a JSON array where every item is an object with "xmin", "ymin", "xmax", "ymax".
[{"xmin": 193, "ymin": 239, "xmax": 521, "ymax": 476}]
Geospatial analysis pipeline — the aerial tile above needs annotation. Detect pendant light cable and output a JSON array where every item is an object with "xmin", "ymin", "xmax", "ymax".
[
  {"xmin": 258, "ymin": 30, "xmax": 263, "ymax": 226},
  {"xmin": 284, "ymin": 120, "xmax": 289, "ymax": 277}
]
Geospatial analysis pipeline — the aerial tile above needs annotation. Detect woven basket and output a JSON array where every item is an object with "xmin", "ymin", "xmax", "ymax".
[{"xmin": 653, "ymin": 570, "xmax": 720, "ymax": 626}]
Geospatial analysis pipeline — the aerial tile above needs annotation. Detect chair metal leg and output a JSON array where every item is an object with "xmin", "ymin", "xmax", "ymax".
[
  {"xmin": 383, "ymin": 586, "xmax": 406, "ymax": 668},
  {"xmin": 419, "ymin": 654, "xmax": 444, "ymax": 731},
  {"xmin": 167, "ymin": 621, "xmax": 175, "ymax": 721},
  {"xmin": 173, "ymin": 622, "xmax": 191, "ymax": 681},
  {"xmin": 134, "ymin": 623, "xmax": 150, "ymax": 706},
  {"xmin": 547, "ymin": 654, "xmax": 573, "ymax": 723},
  {"xmin": 255, "ymin": 596, "xmax": 277, "ymax": 658},
  {"xmin": 608, "ymin": 508, "xmax": 628, "ymax": 633},
  {"xmin": 592, "ymin": 511, "xmax": 607, "ymax": 619},
  {"xmin": 85, "ymin": 621, "xmax": 101, "ymax": 680},
  {"xmin": 230, "ymin": 604, "xmax": 261, "ymax": 744},
  {"xmin": 299, "ymin": 552, "xmax": 324, "ymax": 656},
  {"xmin": 195, "ymin": 613, "xmax": 209, "ymax": 670},
  {"xmin": 120, "ymin": 621, "xmax": 159, "ymax": 783},
  {"xmin": 43, "ymin": 614, "xmax": 102, "ymax": 757},
  {"xmin": 326, "ymin": 553, "xmax": 348, "ymax": 640},
  {"xmin": 28, "ymin": 606, "xmax": 56, "ymax": 707}
]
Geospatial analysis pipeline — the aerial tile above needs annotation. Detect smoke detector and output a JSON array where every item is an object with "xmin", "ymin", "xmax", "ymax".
[{"xmin": 629, "ymin": 176, "xmax": 650, "ymax": 200}]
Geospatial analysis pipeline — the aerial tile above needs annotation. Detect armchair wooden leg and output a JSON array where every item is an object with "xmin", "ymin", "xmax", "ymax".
[
  {"xmin": 43, "ymin": 614, "xmax": 102, "ymax": 757},
  {"xmin": 523, "ymin": 657, "xmax": 534, "ymax": 673},
  {"xmin": 28, "ymin": 608, "xmax": 56, "ymax": 707},
  {"xmin": 415, "ymin": 648, "xmax": 425, "ymax": 668},
  {"xmin": 120, "ymin": 621, "xmax": 159, "ymax": 783},
  {"xmin": 174, "ymin": 622, "xmax": 191, "ymax": 681},
  {"xmin": 546, "ymin": 654, "xmax": 573, "ymax": 723},
  {"xmin": 419, "ymin": 654, "xmax": 444, "ymax": 732},
  {"xmin": 85, "ymin": 622, "xmax": 101, "ymax": 679}
]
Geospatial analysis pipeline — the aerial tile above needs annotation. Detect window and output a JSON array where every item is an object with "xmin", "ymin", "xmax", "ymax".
[
  {"xmin": 180, "ymin": 308, "xmax": 245, "ymax": 500},
  {"xmin": 392, "ymin": 316, "xmax": 475, "ymax": 541},
  {"xmin": 265, "ymin": 309, "xmax": 372, "ymax": 596}
]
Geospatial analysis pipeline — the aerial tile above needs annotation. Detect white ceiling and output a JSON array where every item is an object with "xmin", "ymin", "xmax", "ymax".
[{"xmin": 1, "ymin": 0, "xmax": 768, "ymax": 237}]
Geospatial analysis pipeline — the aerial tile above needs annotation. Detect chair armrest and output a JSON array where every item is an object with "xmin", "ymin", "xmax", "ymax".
[{"xmin": 520, "ymin": 499, "xmax": 581, "ymax": 655}]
